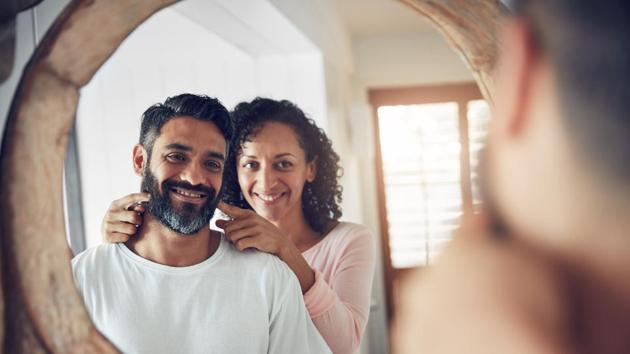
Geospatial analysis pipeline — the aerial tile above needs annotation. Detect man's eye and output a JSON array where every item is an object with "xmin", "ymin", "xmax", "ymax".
[
  {"xmin": 167, "ymin": 153, "xmax": 185, "ymax": 162},
  {"xmin": 205, "ymin": 160, "xmax": 222, "ymax": 171}
]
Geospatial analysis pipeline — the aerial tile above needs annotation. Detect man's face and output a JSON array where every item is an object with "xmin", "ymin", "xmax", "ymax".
[{"xmin": 138, "ymin": 116, "xmax": 226, "ymax": 235}]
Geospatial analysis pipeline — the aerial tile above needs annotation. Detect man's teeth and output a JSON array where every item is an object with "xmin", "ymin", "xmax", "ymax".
[
  {"xmin": 173, "ymin": 188, "xmax": 204, "ymax": 198},
  {"xmin": 257, "ymin": 193, "xmax": 282, "ymax": 202}
]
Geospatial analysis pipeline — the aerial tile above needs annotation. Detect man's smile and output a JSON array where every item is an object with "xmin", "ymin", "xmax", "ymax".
[{"xmin": 170, "ymin": 186, "xmax": 208, "ymax": 204}]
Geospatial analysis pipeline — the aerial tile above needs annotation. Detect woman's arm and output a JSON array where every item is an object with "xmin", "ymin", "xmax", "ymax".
[{"xmin": 302, "ymin": 225, "xmax": 375, "ymax": 354}]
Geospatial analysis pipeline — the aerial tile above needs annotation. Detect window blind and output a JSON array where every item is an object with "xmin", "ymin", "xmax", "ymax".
[{"xmin": 378, "ymin": 100, "xmax": 490, "ymax": 267}]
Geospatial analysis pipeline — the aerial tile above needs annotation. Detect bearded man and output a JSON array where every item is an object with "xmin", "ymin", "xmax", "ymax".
[{"xmin": 72, "ymin": 94, "xmax": 330, "ymax": 354}]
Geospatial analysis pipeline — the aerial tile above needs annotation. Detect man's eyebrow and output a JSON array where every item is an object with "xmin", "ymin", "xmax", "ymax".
[
  {"xmin": 166, "ymin": 143, "xmax": 224, "ymax": 160},
  {"xmin": 165, "ymin": 143, "xmax": 192, "ymax": 151},
  {"xmin": 205, "ymin": 151, "xmax": 225, "ymax": 161}
]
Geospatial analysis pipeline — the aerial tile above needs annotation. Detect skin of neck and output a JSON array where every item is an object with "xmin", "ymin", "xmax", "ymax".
[
  {"xmin": 271, "ymin": 204, "xmax": 322, "ymax": 253},
  {"xmin": 125, "ymin": 212, "xmax": 219, "ymax": 267}
]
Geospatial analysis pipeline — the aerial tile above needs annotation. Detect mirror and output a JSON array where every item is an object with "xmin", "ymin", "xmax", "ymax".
[{"xmin": 0, "ymin": 0, "xmax": 505, "ymax": 352}]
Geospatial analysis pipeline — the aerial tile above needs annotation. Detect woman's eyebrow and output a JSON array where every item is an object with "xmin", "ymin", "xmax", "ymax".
[{"xmin": 275, "ymin": 153, "xmax": 296, "ymax": 158}]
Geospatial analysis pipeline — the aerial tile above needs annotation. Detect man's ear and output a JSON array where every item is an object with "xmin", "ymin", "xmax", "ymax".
[
  {"xmin": 133, "ymin": 144, "xmax": 148, "ymax": 177},
  {"xmin": 494, "ymin": 18, "xmax": 539, "ymax": 138},
  {"xmin": 306, "ymin": 157, "xmax": 317, "ymax": 183}
]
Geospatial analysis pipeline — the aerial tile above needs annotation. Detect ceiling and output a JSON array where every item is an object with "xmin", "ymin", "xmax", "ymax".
[{"xmin": 335, "ymin": 0, "xmax": 434, "ymax": 37}]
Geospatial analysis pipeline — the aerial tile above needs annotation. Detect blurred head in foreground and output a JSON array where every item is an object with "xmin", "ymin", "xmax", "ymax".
[{"xmin": 485, "ymin": 0, "xmax": 630, "ymax": 246}]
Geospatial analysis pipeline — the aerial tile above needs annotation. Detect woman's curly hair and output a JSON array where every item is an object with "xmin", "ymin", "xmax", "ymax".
[{"xmin": 222, "ymin": 97, "xmax": 343, "ymax": 234}]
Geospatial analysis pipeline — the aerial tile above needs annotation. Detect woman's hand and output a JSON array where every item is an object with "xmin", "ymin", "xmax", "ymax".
[
  {"xmin": 215, "ymin": 202, "xmax": 292, "ymax": 256},
  {"xmin": 216, "ymin": 202, "xmax": 315, "ymax": 293},
  {"xmin": 101, "ymin": 193, "xmax": 150, "ymax": 243}
]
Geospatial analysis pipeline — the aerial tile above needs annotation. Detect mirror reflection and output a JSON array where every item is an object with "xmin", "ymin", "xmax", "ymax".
[{"xmin": 56, "ymin": 0, "xmax": 486, "ymax": 353}]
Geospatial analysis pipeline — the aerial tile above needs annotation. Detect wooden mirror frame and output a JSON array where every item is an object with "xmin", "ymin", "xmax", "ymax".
[{"xmin": 0, "ymin": 0, "xmax": 507, "ymax": 351}]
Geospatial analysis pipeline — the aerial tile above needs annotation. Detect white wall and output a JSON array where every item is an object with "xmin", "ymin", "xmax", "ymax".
[{"xmin": 353, "ymin": 30, "xmax": 473, "ymax": 88}]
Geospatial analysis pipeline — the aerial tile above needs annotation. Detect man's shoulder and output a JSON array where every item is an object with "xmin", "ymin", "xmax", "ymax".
[
  {"xmin": 220, "ymin": 238, "xmax": 297, "ymax": 284},
  {"xmin": 71, "ymin": 243, "xmax": 119, "ymax": 270}
]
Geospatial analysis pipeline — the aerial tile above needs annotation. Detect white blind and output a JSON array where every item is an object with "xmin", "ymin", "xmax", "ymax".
[
  {"xmin": 378, "ymin": 103, "xmax": 462, "ymax": 267},
  {"xmin": 467, "ymin": 100, "xmax": 491, "ymax": 210},
  {"xmin": 378, "ymin": 100, "xmax": 490, "ymax": 267}
]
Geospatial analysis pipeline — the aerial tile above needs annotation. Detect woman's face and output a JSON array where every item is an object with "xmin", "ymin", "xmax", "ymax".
[{"xmin": 237, "ymin": 122, "xmax": 316, "ymax": 224}]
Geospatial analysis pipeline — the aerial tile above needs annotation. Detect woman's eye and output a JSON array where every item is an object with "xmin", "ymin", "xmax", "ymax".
[
  {"xmin": 242, "ymin": 161, "xmax": 258, "ymax": 169},
  {"xmin": 276, "ymin": 161, "xmax": 293, "ymax": 169}
]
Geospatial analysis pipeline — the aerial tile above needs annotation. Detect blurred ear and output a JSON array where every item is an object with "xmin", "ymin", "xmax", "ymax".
[
  {"xmin": 133, "ymin": 144, "xmax": 148, "ymax": 177},
  {"xmin": 306, "ymin": 157, "xmax": 317, "ymax": 183},
  {"xmin": 494, "ymin": 18, "xmax": 539, "ymax": 138}
]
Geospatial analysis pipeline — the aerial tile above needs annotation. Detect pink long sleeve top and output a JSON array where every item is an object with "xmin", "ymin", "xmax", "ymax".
[{"xmin": 301, "ymin": 222, "xmax": 376, "ymax": 354}]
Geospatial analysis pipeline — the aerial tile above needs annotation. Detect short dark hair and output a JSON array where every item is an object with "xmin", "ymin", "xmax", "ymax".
[
  {"xmin": 139, "ymin": 94, "xmax": 233, "ymax": 156},
  {"xmin": 223, "ymin": 98, "xmax": 343, "ymax": 234},
  {"xmin": 513, "ymin": 0, "xmax": 630, "ymax": 181}
]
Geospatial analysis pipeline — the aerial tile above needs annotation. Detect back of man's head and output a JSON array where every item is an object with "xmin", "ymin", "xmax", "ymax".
[
  {"xmin": 512, "ymin": 0, "xmax": 630, "ymax": 182},
  {"xmin": 139, "ymin": 94, "xmax": 233, "ymax": 157}
]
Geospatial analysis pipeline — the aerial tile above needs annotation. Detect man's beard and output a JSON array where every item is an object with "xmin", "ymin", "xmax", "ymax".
[{"xmin": 141, "ymin": 169, "xmax": 219, "ymax": 235}]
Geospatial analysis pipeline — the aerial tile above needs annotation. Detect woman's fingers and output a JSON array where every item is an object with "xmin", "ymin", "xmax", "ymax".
[
  {"xmin": 217, "ymin": 202, "xmax": 252, "ymax": 218},
  {"xmin": 217, "ymin": 218, "xmax": 258, "ymax": 235},
  {"xmin": 233, "ymin": 236, "xmax": 258, "ymax": 251},
  {"xmin": 225, "ymin": 225, "xmax": 259, "ymax": 244}
]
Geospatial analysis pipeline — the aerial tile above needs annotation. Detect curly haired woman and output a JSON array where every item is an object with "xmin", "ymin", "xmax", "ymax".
[{"xmin": 102, "ymin": 97, "xmax": 375, "ymax": 354}]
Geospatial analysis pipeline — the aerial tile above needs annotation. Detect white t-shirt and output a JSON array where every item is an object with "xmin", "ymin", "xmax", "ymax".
[{"xmin": 72, "ymin": 235, "xmax": 331, "ymax": 354}]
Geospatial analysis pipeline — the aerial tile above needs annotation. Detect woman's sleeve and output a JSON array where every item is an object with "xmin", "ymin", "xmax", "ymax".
[{"xmin": 302, "ymin": 225, "xmax": 376, "ymax": 354}]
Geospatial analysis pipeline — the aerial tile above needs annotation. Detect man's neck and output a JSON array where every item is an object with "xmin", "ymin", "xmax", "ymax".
[{"xmin": 125, "ymin": 213, "xmax": 219, "ymax": 267}]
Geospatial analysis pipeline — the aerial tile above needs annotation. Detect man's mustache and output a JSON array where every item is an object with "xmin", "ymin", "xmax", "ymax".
[{"xmin": 161, "ymin": 179, "xmax": 216, "ymax": 200}]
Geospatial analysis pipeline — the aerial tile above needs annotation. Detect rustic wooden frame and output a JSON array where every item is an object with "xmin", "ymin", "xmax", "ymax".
[{"xmin": 0, "ymin": 0, "xmax": 506, "ymax": 351}]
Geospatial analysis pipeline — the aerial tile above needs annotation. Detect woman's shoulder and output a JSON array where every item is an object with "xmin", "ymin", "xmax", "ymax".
[
  {"xmin": 329, "ymin": 221, "xmax": 373, "ymax": 243},
  {"xmin": 318, "ymin": 221, "xmax": 375, "ymax": 259}
]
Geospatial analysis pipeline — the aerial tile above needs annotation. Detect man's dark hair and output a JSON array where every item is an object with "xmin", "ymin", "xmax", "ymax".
[
  {"xmin": 223, "ymin": 97, "xmax": 343, "ymax": 234},
  {"xmin": 512, "ymin": 1, "xmax": 630, "ymax": 181},
  {"xmin": 139, "ymin": 94, "xmax": 233, "ymax": 156}
]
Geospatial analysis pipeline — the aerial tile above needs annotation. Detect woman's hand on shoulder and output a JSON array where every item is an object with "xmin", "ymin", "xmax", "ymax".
[
  {"xmin": 215, "ymin": 202, "xmax": 292, "ymax": 256},
  {"xmin": 101, "ymin": 193, "xmax": 150, "ymax": 243}
]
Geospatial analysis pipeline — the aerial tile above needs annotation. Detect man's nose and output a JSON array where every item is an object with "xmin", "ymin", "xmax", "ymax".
[{"xmin": 180, "ymin": 162, "xmax": 206, "ymax": 186}]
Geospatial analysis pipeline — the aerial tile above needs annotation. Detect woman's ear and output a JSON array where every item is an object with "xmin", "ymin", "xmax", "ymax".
[
  {"xmin": 132, "ymin": 144, "xmax": 148, "ymax": 177},
  {"xmin": 306, "ymin": 157, "xmax": 317, "ymax": 183}
]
